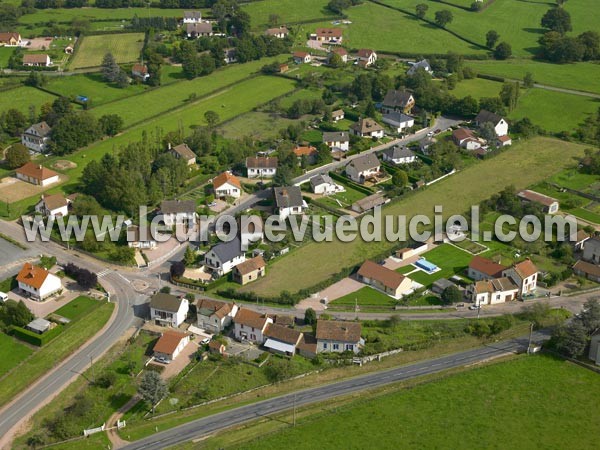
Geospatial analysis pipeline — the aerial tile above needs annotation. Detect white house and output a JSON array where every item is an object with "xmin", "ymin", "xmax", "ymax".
[
  {"xmin": 471, "ymin": 277, "xmax": 519, "ymax": 307},
  {"xmin": 196, "ymin": 298, "xmax": 238, "ymax": 333},
  {"xmin": 331, "ymin": 109, "xmax": 345, "ymax": 122},
  {"xmin": 21, "ymin": 121, "xmax": 51, "ymax": 153},
  {"xmin": 131, "ymin": 63, "xmax": 150, "ymax": 82},
  {"xmin": 316, "ymin": 320, "xmax": 362, "ymax": 354},
  {"xmin": 233, "ymin": 308, "xmax": 273, "ymax": 344},
  {"xmin": 263, "ymin": 323, "xmax": 304, "ymax": 357},
  {"xmin": 16, "ymin": 263, "xmax": 62, "ymax": 301},
  {"xmin": 407, "ymin": 59, "xmax": 433, "ymax": 76},
  {"xmin": 35, "ymin": 194, "xmax": 70, "ymax": 218},
  {"xmin": 345, "ymin": 153, "xmax": 381, "ymax": 184},
  {"xmin": 382, "ymin": 112, "xmax": 414, "ymax": 134},
  {"xmin": 452, "ymin": 128, "xmax": 485, "ymax": 150},
  {"xmin": 468, "ymin": 255, "xmax": 506, "ymax": 281},
  {"xmin": 204, "ymin": 237, "xmax": 246, "ymax": 276},
  {"xmin": 517, "ymin": 190, "xmax": 559, "ymax": 214},
  {"xmin": 246, "ymin": 156, "xmax": 278, "ymax": 178},
  {"xmin": 382, "ymin": 90, "xmax": 415, "ymax": 114},
  {"xmin": 183, "ymin": 11, "xmax": 202, "ymax": 24},
  {"xmin": 265, "ymin": 26, "xmax": 289, "ymax": 38},
  {"xmin": 273, "ymin": 186, "xmax": 307, "ymax": 220},
  {"xmin": 153, "ymin": 330, "xmax": 191, "ymax": 362},
  {"xmin": 475, "ymin": 110, "xmax": 509, "ymax": 137},
  {"xmin": 502, "ymin": 259, "xmax": 538, "ymax": 297},
  {"xmin": 186, "ymin": 22, "xmax": 213, "ymax": 38},
  {"xmin": 356, "ymin": 49, "xmax": 377, "ymax": 67},
  {"xmin": 159, "ymin": 200, "xmax": 197, "ymax": 227},
  {"xmin": 350, "ymin": 118, "xmax": 384, "ymax": 138},
  {"xmin": 310, "ymin": 174, "xmax": 344, "ymax": 195},
  {"xmin": 322, "ymin": 131, "xmax": 350, "ymax": 152},
  {"xmin": 357, "ymin": 260, "xmax": 413, "ymax": 299},
  {"xmin": 213, "ymin": 171, "xmax": 242, "ymax": 199},
  {"xmin": 329, "ymin": 47, "xmax": 348, "ymax": 64},
  {"xmin": 15, "ymin": 162, "xmax": 59, "ymax": 187},
  {"xmin": 312, "ymin": 27, "xmax": 343, "ymax": 44},
  {"xmin": 150, "ymin": 293, "xmax": 189, "ymax": 327},
  {"xmin": 381, "ymin": 145, "xmax": 417, "ymax": 165},
  {"xmin": 0, "ymin": 32, "xmax": 21, "ymax": 46},
  {"xmin": 22, "ymin": 54, "xmax": 51, "ymax": 67},
  {"xmin": 292, "ymin": 51, "xmax": 311, "ymax": 64}
]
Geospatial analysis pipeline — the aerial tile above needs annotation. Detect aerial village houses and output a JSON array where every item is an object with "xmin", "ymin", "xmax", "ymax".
[
  {"xmin": 263, "ymin": 323, "xmax": 303, "ymax": 357},
  {"xmin": 350, "ymin": 117, "xmax": 385, "ymax": 138},
  {"xmin": 186, "ymin": 22, "xmax": 213, "ymax": 38},
  {"xmin": 22, "ymin": 54, "xmax": 51, "ymax": 67},
  {"xmin": 475, "ymin": 110, "xmax": 509, "ymax": 136},
  {"xmin": 316, "ymin": 320, "xmax": 363, "ymax": 354},
  {"xmin": 153, "ymin": 330, "xmax": 191, "ymax": 362},
  {"xmin": 407, "ymin": 59, "xmax": 433, "ymax": 76},
  {"xmin": 293, "ymin": 145, "xmax": 318, "ymax": 165},
  {"xmin": 182, "ymin": 11, "xmax": 202, "ymax": 23},
  {"xmin": 381, "ymin": 90, "xmax": 415, "ymax": 114},
  {"xmin": 331, "ymin": 108, "xmax": 345, "ymax": 122},
  {"xmin": 168, "ymin": 143, "xmax": 196, "ymax": 165},
  {"xmin": 150, "ymin": 293, "xmax": 189, "ymax": 327},
  {"xmin": 204, "ymin": 236, "xmax": 245, "ymax": 276},
  {"xmin": 357, "ymin": 260, "xmax": 413, "ymax": 299},
  {"xmin": 345, "ymin": 153, "xmax": 381, "ymax": 184},
  {"xmin": 273, "ymin": 186, "xmax": 307, "ymax": 220},
  {"xmin": 452, "ymin": 128, "xmax": 484, "ymax": 150},
  {"xmin": 381, "ymin": 145, "xmax": 417, "ymax": 165},
  {"xmin": 323, "ymin": 131, "xmax": 350, "ymax": 152},
  {"xmin": 16, "ymin": 263, "xmax": 62, "ymax": 301},
  {"xmin": 471, "ymin": 277, "xmax": 519, "ymax": 307},
  {"xmin": 0, "ymin": 32, "xmax": 21, "ymax": 46},
  {"xmin": 196, "ymin": 298, "xmax": 239, "ymax": 333},
  {"xmin": 329, "ymin": 47, "xmax": 348, "ymax": 64},
  {"xmin": 517, "ymin": 190, "xmax": 559, "ymax": 214},
  {"xmin": 573, "ymin": 260, "xmax": 600, "ymax": 283},
  {"xmin": 213, "ymin": 171, "xmax": 242, "ymax": 199},
  {"xmin": 583, "ymin": 237, "xmax": 600, "ymax": 264},
  {"xmin": 21, "ymin": 121, "xmax": 52, "ymax": 153},
  {"xmin": 382, "ymin": 112, "xmax": 415, "ymax": 134},
  {"xmin": 246, "ymin": 156, "xmax": 278, "ymax": 178},
  {"xmin": 131, "ymin": 63, "xmax": 150, "ymax": 81},
  {"xmin": 356, "ymin": 49, "xmax": 377, "ymax": 67},
  {"xmin": 232, "ymin": 255, "xmax": 266, "ymax": 285},
  {"xmin": 233, "ymin": 308, "xmax": 273, "ymax": 344},
  {"xmin": 292, "ymin": 51, "xmax": 311, "ymax": 64},
  {"xmin": 35, "ymin": 194, "xmax": 70, "ymax": 218},
  {"xmin": 265, "ymin": 26, "xmax": 289, "ymax": 38},
  {"xmin": 467, "ymin": 255, "xmax": 506, "ymax": 281},
  {"xmin": 16, "ymin": 162, "xmax": 59, "ymax": 187},
  {"xmin": 502, "ymin": 259, "xmax": 538, "ymax": 296},
  {"xmin": 159, "ymin": 199, "xmax": 197, "ymax": 226},
  {"xmin": 310, "ymin": 174, "xmax": 343, "ymax": 195},
  {"xmin": 312, "ymin": 27, "xmax": 343, "ymax": 44}
]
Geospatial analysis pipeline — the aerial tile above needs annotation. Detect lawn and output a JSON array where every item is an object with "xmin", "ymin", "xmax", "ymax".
[
  {"xmin": 317, "ymin": 181, "xmax": 369, "ymax": 210},
  {"xmin": 234, "ymin": 356, "xmax": 600, "ymax": 450},
  {"xmin": 408, "ymin": 244, "xmax": 472, "ymax": 287},
  {"xmin": 550, "ymin": 168, "xmax": 599, "ymax": 191},
  {"xmin": 243, "ymin": 0, "xmax": 333, "ymax": 29},
  {"xmin": 465, "ymin": 60, "xmax": 600, "ymax": 95},
  {"xmin": 0, "ymin": 301, "xmax": 114, "ymax": 409},
  {"xmin": 69, "ymin": 33, "xmax": 144, "ymax": 69},
  {"xmin": 53, "ymin": 296, "xmax": 101, "ymax": 321},
  {"xmin": 45, "ymin": 72, "xmax": 146, "ymax": 106},
  {"xmin": 241, "ymin": 137, "xmax": 587, "ymax": 297},
  {"xmin": 510, "ymin": 88, "xmax": 600, "ymax": 133},
  {"xmin": 219, "ymin": 111, "xmax": 299, "ymax": 140},
  {"xmin": 332, "ymin": 286, "xmax": 396, "ymax": 307},
  {"xmin": 450, "ymin": 77, "xmax": 502, "ymax": 100},
  {"xmin": 0, "ymin": 46, "xmax": 14, "ymax": 67},
  {"xmin": 0, "ymin": 86, "xmax": 58, "ymax": 116},
  {"xmin": 0, "ymin": 333, "xmax": 33, "ymax": 378}
]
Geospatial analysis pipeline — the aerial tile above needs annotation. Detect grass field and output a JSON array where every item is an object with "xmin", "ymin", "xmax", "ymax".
[
  {"xmin": 241, "ymin": 137, "xmax": 587, "ymax": 297},
  {"xmin": 510, "ymin": 88, "xmax": 600, "ymax": 133},
  {"xmin": 550, "ymin": 169, "xmax": 599, "ymax": 191},
  {"xmin": 317, "ymin": 181, "xmax": 368, "ymax": 210},
  {"xmin": 0, "ymin": 86, "xmax": 58, "ymax": 116},
  {"xmin": 233, "ymin": 356, "xmax": 600, "ymax": 450},
  {"xmin": 408, "ymin": 244, "xmax": 472, "ymax": 287},
  {"xmin": 18, "ymin": 7, "xmax": 191, "ymax": 25},
  {"xmin": 53, "ymin": 296, "xmax": 101, "ymax": 321},
  {"xmin": 332, "ymin": 286, "xmax": 396, "ymax": 307},
  {"xmin": 70, "ymin": 33, "xmax": 144, "ymax": 69},
  {"xmin": 0, "ymin": 47, "xmax": 14, "ymax": 67},
  {"xmin": 0, "ymin": 333, "xmax": 33, "ymax": 378},
  {"xmin": 450, "ymin": 77, "xmax": 502, "ymax": 100},
  {"xmin": 243, "ymin": 0, "xmax": 333, "ymax": 29},
  {"xmin": 466, "ymin": 60, "xmax": 600, "ymax": 95},
  {"xmin": 219, "ymin": 111, "xmax": 299, "ymax": 140},
  {"xmin": 45, "ymin": 72, "xmax": 146, "ymax": 106}
]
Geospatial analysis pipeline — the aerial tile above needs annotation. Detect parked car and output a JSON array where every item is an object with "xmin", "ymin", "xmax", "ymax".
[
  {"xmin": 156, "ymin": 356, "xmax": 170, "ymax": 364},
  {"xmin": 200, "ymin": 337, "xmax": 211, "ymax": 345},
  {"xmin": 468, "ymin": 305, "xmax": 479, "ymax": 310}
]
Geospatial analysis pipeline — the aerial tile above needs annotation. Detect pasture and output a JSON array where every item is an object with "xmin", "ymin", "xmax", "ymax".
[
  {"xmin": 241, "ymin": 137, "xmax": 588, "ymax": 297},
  {"xmin": 449, "ymin": 77, "xmax": 502, "ymax": 99},
  {"xmin": 18, "ymin": 7, "xmax": 189, "ymax": 25},
  {"xmin": 235, "ymin": 356, "xmax": 600, "ymax": 450},
  {"xmin": 0, "ymin": 333, "xmax": 33, "ymax": 378},
  {"xmin": 243, "ymin": 0, "xmax": 333, "ymax": 29},
  {"xmin": 0, "ymin": 86, "xmax": 58, "ymax": 116},
  {"xmin": 69, "ymin": 33, "xmax": 144, "ymax": 69}
]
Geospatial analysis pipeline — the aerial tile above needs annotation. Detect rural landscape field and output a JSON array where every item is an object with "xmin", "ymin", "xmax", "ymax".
[{"xmin": 1, "ymin": 0, "xmax": 600, "ymax": 449}]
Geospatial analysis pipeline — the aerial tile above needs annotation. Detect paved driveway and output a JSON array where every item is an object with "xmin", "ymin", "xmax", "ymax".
[
  {"xmin": 159, "ymin": 340, "xmax": 199, "ymax": 380},
  {"xmin": 296, "ymin": 277, "xmax": 364, "ymax": 310}
]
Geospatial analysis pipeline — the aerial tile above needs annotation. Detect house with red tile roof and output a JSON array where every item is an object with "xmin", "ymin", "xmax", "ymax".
[
  {"xmin": 16, "ymin": 263, "xmax": 62, "ymax": 301},
  {"xmin": 213, "ymin": 171, "xmax": 242, "ymax": 198}
]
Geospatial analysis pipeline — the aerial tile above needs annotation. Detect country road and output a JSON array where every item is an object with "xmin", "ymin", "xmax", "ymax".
[{"xmin": 122, "ymin": 330, "xmax": 549, "ymax": 450}]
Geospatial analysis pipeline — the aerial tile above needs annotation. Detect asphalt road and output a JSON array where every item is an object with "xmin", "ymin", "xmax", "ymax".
[{"xmin": 123, "ymin": 330, "xmax": 549, "ymax": 450}]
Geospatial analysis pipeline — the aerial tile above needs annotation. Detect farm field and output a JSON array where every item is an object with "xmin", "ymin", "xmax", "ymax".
[
  {"xmin": 18, "ymin": 7, "xmax": 190, "ymax": 25},
  {"xmin": 0, "ymin": 86, "xmax": 58, "ymax": 116},
  {"xmin": 45, "ymin": 72, "xmax": 146, "ymax": 106},
  {"xmin": 0, "ymin": 333, "xmax": 33, "ymax": 378},
  {"xmin": 466, "ymin": 60, "xmax": 600, "ymax": 95},
  {"xmin": 509, "ymin": 88, "xmax": 599, "ymax": 133},
  {"xmin": 243, "ymin": 0, "xmax": 333, "ymax": 29},
  {"xmin": 69, "ymin": 33, "xmax": 144, "ymax": 69},
  {"xmin": 242, "ymin": 137, "xmax": 588, "ymax": 296},
  {"xmin": 234, "ymin": 356, "xmax": 600, "ymax": 450},
  {"xmin": 406, "ymin": 244, "xmax": 472, "ymax": 287}
]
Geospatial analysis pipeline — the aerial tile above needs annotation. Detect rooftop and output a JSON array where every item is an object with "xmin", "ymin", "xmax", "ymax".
[{"xmin": 316, "ymin": 320, "xmax": 361, "ymax": 343}]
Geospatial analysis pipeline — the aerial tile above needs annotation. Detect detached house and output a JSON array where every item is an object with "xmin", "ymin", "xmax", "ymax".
[
  {"xmin": 232, "ymin": 255, "xmax": 266, "ymax": 285},
  {"xmin": 0, "ymin": 32, "xmax": 21, "ymax": 46},
  {"xmin": 356, "ymin": 49, "xmax": 377, "ymax": 67},
  {"xmin": 381, "ymin": 145, "xmax": 417, "ymax": 165},
  {"xmin": 16, "ymin": 263, "xmax": 62, "ymax": 301},
  {"xmin": 323, "ymin": 131, "xmax": 349, "ymax": 152},
  {"xmin": 452, "ymin": 128, "xmax": 484, "ymax": 150},
  {"xmin": 273, "ymin": 186, "xmax": 307, "ymax": 220},
  {"xmin": 329, "ymin": 47, "xmax": 348, "ymax": 64},
  {"xmin": 382, "ymin": 90, "xmax": 415, "ymax": 114},
  {"xmin": 471, "ymin": 277, "xmax": 519, "ymax": 307},
  {"xmin": 468, "ymin": 255, "xmax": 507, "ymax": 281},
  {"xmin": 407, "ymin": 59, "xmax": 433, "ymax": 76},
  {"xmin": 16, "ymin": 162, "xmax": 59, "ymax": 187},
  {"xmin": 246, "ymin": 156, "xmax": 278, "ymax": 178},
  {"xmin": 583, "ymin": 237, "xmax": 600, "ymax": 264},
  {"xmin": 153, "ymin": 330, "xmax": 191, "ymax": 362},
  {"xmin": 186, "ymin": 22, "xmax": 213, "ymax": 38},
  {"xmin": 316, "ymin": 320, "xmax": 362, "ymax": 354},
  {"xmin": 292, "ymin": 51, "xmax": 311, "ymax": 64},
  {"xmin": 350, "ymin": 117, "xmax": 384, "ymax": 139},
  {"xmin": 263, "ymin": 323, "xmax": 303, "ymax": 356},
  {"xmin": 502, "ymin": 259, "xmax": 538, "ymax": 297},
  {"xmin": 183, "ymin": 11, "xmax": 202, "ymax": 24},
  {"xmin": 517, "ymin": 190, "xmax": 559, "ymax": 214},
  {"xmin": 233, "ymin": 308, "xmax": 273, "ymax": 344},
  {"xmin": 168, "ymin": 143, "xmax": 196, "ymax": 165},
  {"xmin": 22, "ymin": 121, "xmax": 51, "ymax": 153},
  {"xmin": 213, "ymin": 171, "xmax": 242, "ymax": 199},
  {"xmin": 131, "ymin": 63, "xmax": 149, "ymax": 81},
  {"xmin": 293, "ymin": 146, "xmax": 318, "ymax": 165},
  {"xmin": 475, "ymin": 110, "xmax": 508, "ymax": 137},
  {"xmin": 35, "ymin": 194, "xmax": 70, "ymax": 218},
  {"xmin": 265, "ymin": 26, "xmax": 289, "ymax": 38},
  {"xmin": 312, "ymin": 28, "xmax": 343, "ymax": 44},
  {"xmin": 159, "ymin": 200, "xmax": 197, "ymax": 226},
  {"xmin": 357, "ymin": 260, "xmax": 413, "ymax": 299},
  {"xmin": 150, "ymin": 293, "xmax": 189, "ymax": 327},
  {"xmin": 331, "ymin": 109, "xmax": 345, "ymax": 122},
  {"xmin": 345, "ymin": 153, "xmax": 380, "ymax": 184},
  {"xmin": 310, "ymin": 174, "xmax": 343, "ymax": 195},
  {"xmin": 22, "ymin": 54, "xmax": 51, "ymax": 67},
  {"xmin": 196, "ymin": 298, "xmax": 238, "ymax": 333},
  {"xmin": 382, "ymin": 112, "xmax": 415, "ymax": 133},
  {"xmin": 204, "ymin": 237, "xmax": 246, "ymax": 276}
]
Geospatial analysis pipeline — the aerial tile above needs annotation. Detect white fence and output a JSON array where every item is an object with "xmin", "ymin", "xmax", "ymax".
[{"xmin": 83, "ymin": 423, "xmax": 105, "ymax": 437}]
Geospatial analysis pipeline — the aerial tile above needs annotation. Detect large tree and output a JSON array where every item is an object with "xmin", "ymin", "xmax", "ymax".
[
  {"xmin": 138, "ymin": 370, "xmax": 168, "ymax": 413},
  {"xmin": 101, "ymin": 52, "xmax": 120, "ymax": 83},
  {"xmin": 441, "ymin": 286, "xmax": 462, "ymax": 305},
  {"xmin": 494, "ymin": 41, "xmax": 512, "ymax": 60},
  {"xmin": 485, "ymin": 30, "xmax": 500, "ymax": 49},
  {"xmin": 415, "ymin": 3, "xmax": 428, "ymax": 19},
  {"xmin": 541, "ymin": 7, "xmax": 572, "ymax": 34},
  {"xmin": 434, "ymin": 10, "xmax": 453, "ymax": 28},
  {"xmin": 4, "ymin": 143, "xmax": 30, "ymax": 169}
]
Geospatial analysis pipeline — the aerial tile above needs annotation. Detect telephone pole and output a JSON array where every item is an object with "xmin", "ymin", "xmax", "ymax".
[{"xmin": 527, "ymin": 322, "xmax": 534, "ymax": 354}]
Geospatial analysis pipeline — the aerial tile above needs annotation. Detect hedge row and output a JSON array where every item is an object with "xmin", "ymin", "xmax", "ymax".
[{"xmin": 10, "ymin": 324, "xmax": 63, "ymax": 346}]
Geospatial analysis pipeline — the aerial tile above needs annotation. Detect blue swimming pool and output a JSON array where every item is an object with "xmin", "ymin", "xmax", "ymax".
[{"xmin": 415, "ymin": 258, "xmax": 439, "ymax": 273}]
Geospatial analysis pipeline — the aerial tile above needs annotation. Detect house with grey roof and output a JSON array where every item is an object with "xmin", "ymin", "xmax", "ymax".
[
  {"xmin": 310, "ymin": 174, "xmax": 344, "ymax": 195},
  {"xmin": 381, "ymin": 145, "xmax": 417, "ymax": 165},
  {"xmin": 150, "ymin": 293, "xmax": 189, "ymax": 327},
  {"xmin": 407, "ymin": 59, "xmax": 432, "ymax": 76},
  {"xmin": 160, "ymin": 200, "xmax": 197, "ymax": 226},
  {"xmin": 273, "ymin": 186, "xmax": 307, "ymax": 220},
  {"xmin": 323, "ymin": 131, "xmax": 350, "ymax": 151},
  {"xmin": 381, "ymin": 90, "xmax": 415, "ymax": 114},
  {"xmin": 382, "ymin": 112, "xmax": 415, "ymax": 134},
  {"xmin": 475, "ymin": 110, "xmax": 508, "ymax": 137},
  {"xmin": 345, "ymin": 153, "xmax": 381, "ymax": 184},
  {"xmin": 350, "ymin": 118, "xmax": 385, "ymax": 138},
  {"xmin": 21, "ymin": 121, "xmax": 51, "ymax": 153},
  {"xmin": 186, "ymin": 22, "xmax": 213, "ymax": 38},
  {"xmin": 183, "ymin": 11, "xmax": 202, "ymax": 23},
  {"xmin": 204, "ymin": 236, "xmax": 245, "ymax": 276}
]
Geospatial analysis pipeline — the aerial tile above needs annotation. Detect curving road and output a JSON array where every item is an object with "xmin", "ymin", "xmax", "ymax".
[{"xmin": 122, "ymin": 331, "xmax": 549, "ymax": 450}]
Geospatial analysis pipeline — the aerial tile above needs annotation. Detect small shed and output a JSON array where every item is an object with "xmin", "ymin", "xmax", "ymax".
[{"xmin": 26, "ymin": 318, "xmax": 51, "ymax": 334}]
